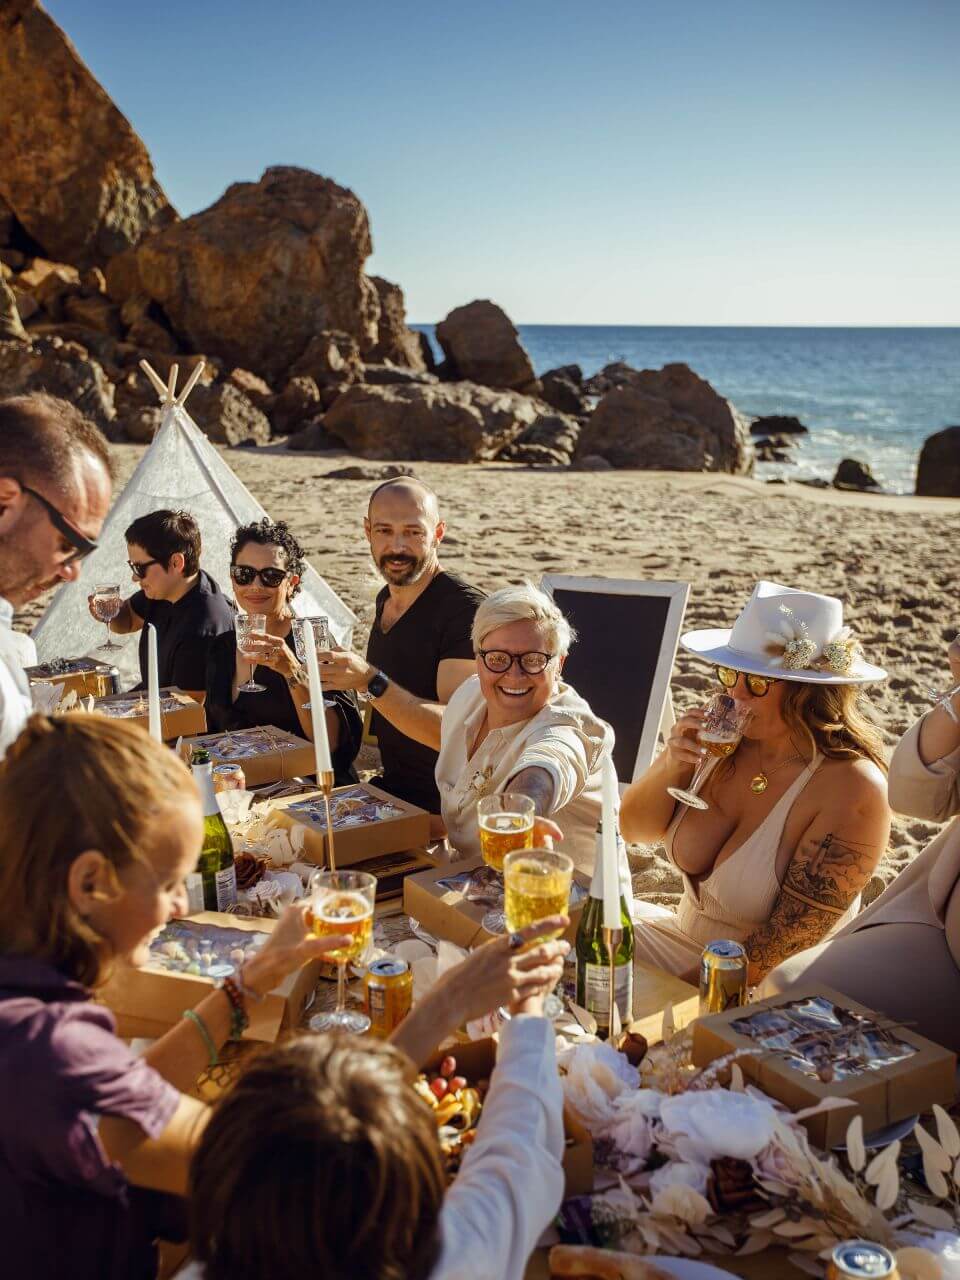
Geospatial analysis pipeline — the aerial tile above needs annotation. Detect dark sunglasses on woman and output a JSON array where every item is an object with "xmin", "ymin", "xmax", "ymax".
[
  {"xmin": 230, "ymin": 564, "xmax": 290, "ymax": 588},
  {"xmin": 716, "ymin": 665, "xmax": 779, "ymax": 698}
]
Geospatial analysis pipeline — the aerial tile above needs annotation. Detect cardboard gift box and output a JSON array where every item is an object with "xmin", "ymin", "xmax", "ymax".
[
  {"xmin": 271, "ymin": 782, "xmax": 432, "ymax": 868},
  {"xmin": 691, "ymin": 984, "xmax": 958, "ymax": 1149},
  {"xmin": 404, "ymin": 856, "xmax": 590, "ymax": 949},
  {"xmin": 95, "ymin": 687, "xmax": 207, "ymax": 741},
  {"xmin": 181, "ymin": 725, "xmax": 314, "ymax": 786},
  {"xmin": 100, "ymin": 911, "xmax": 322, "ymax": 1043},
  {"xmin": 26, "ymin": 656, "xmax": 121, "ymax": 699},
  {"xmin": 423, "ymin": 1037, "xmax": 593, "ymax": 1197}
]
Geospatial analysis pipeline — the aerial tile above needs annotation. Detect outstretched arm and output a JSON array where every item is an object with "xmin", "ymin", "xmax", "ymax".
[{"xmin": 741, "ymin": 768, "xmax": 890, "ymax": 984}]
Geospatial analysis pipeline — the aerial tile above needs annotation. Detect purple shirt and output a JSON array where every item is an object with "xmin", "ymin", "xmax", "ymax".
[{"xmin": 0, "ymin": 955, "xmax": 181, "ymax": 1279}]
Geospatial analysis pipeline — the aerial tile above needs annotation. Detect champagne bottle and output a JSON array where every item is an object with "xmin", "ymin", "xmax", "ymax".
[
  {"xmin": 190, "ymin": 748, "xmax": 238, "ymax": 912},
  {"xmin": 575, "ymin": 823, "xmax": 634, "ymax": 1037}
]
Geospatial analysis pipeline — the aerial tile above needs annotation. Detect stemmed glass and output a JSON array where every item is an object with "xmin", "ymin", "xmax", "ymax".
[
  {"xmin": 307, "ymin": 868, "xmax": 376, "ymax": 1034},
  {"xmin": 503, "ymin": 847, "xmax": 573, "ymax": 1019},
  {"xmin": 236, "ymin": 613, "xmax": 267, "ymax": 694},
  {"xmin": 477, "ymin": 792, "xmax": 535, "ymax": 934},
  {"xmin": 928, "ymin": 681, "xmax": 960, "ymax": 711},
  {"xmin": 290, "ymin": 615, "xmax": 337, "ymax": 711},
  {"xmin": 91, "ymin": 583, "xmax": 122, "ymax": 651},
  {"xmin": 666, "ymin": 693, "xmax": 753, "ymax": 811}
]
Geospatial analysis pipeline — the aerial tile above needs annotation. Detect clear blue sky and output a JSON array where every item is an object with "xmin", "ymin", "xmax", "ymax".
[{"xmin": 46, "ymin": 0, "xmax": 959, "ymax": 325}]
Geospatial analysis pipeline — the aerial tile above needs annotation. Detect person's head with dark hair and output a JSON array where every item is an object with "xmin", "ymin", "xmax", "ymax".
[
  {"xmin": 189, "ymin": 1033, "xmax": 445, "ymax": 1280},
  {"xmin": 229, "ymin": 519, "xmax": 305, "ymax": 621},
  {"xmin": 125, "ymin": 509, "xmax": 202, "ymax": 602},
  {"xmin": 0, "ymin": 392, "xmax": 113, "ymax": 606},
  {"xmin": 364, "ymin": 477, "xmax": 444, "ymax": 588}
]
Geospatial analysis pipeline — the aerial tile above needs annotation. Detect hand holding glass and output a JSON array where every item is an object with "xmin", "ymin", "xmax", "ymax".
[
  {"xmin": 503, "ymin": 848, "xmax": 573, "ymax": 1018},
  {"xmin": 477, "ymin": 792, "xmax": 535, "ymax": 933},
  {"xmin": 291, "ymin": 615, "xmax": 336, "ymax": 710},
  {"xmin": 308, "ymin": 868, "xmax": 376, "ymax": 1034},
  {"xmin": 91, "ymin": 583, "xmax": 122, "ymax": 651},
  {"xmin": 666, "ymin": 693, "xmax": 753, "ymax": 811},
  {"xmin": 236, "ymin": 613, "xmax": 267, "ymax": 694}
]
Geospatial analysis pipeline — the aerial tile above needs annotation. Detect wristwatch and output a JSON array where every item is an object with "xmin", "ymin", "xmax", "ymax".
[{"xmin": 366, "ymin": 669, "xmax": 390, "ymax": 699}]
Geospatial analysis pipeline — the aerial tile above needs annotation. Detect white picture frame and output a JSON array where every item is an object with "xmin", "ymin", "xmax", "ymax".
[{"xmin": 540, "ymin": 575, "xmax": 690, "ymax": 784}]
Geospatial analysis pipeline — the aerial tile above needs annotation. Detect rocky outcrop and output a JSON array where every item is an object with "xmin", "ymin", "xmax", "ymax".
[
  {"xmin": 287, "ymin": 329, "xmax": 364, "ymax": 388},
  {"xmin": 187, "ymin": 381, "xmax": 271, "ymax": 447},
  {"xmin": 0, "ymin": 2, "xmax": 176, "ymax": 265},
  {"xmin": 0, "ymin": 336, "xmax": 116, "ymax": 433},
  {"xmin": 583, "ymin": 362, "xmax": 646, "ymax": 396},
  {"xmin": 497, "ymin": 413, "xmax": 581, "ymax": 466},
  {"xmin": 540, "ymin": 367, "xmax": 589, "ymax": 416},
  {"xmin": 368, "ymin": 276, "xmax": 427, "ymax": 371},
  {"xmin": 270, "ymin": 376, "xmax": 322, "ymax": 434},
  {"xmin": 118, "ymin": 167, "xmax": 379, "ymax": 382},
  {"xmin": 435, "ymin": 300, "xmax": 536, "ymax": 391},
  {"xmin": 750, "ymin": 415, "xmax": 808, "ymax": 436},
  {"xmin": 575, "ymin": 363, "xmax": 752, "ymax": 474},
  {"xmin": 285, "ymin": 419, "xmax": 348, "ymax": 453},
  {"xmin": 833, "ymin": 458, "xmax": 880, "ymax": 491},
  {"xmin": 0, "ymin": 280, "xmax": 27, "ymax": 340},
  {"xmin": 916, "ymin": 426, "xmax": 960, "ymax": 497},
  {"xmin": 360, "ymin": 363, "xmax": 438, "ymax": 386},
  {"xmin": 321, "ymin": 381, "xmax": 543, "ymax": 462}
]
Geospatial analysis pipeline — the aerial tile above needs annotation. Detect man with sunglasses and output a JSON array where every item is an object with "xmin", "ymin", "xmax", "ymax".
[
  {"xmin": 95, "ymin": 509, "xmax": 233, "ymax": 696},
  {"xmin": 0, "ymin": 393, "xmax": 112, "ymax": 753}
]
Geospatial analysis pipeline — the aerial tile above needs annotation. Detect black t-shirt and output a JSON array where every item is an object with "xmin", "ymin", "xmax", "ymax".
[
  {"xmin": 130, "ymin": 570, "xmax": 235, "ymax": 694},
  {"xmin": 205, "ymin": 628, "xmax": 362, "ymax": 787},
  {"xmin": 366, "ymin": 571, "xmax": 484, "ymax": 812}
]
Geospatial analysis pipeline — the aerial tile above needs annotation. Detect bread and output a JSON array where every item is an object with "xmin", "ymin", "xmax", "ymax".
[{"xmin": 548, "ymin": 1244, "xmax": 675, "ymax": 1279}]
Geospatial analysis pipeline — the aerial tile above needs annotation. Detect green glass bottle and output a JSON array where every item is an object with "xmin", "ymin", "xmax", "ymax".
[
  {"xmin": 575, "ymin": 823, "xmax": 634, "ymax": 1038},
  {"xmin": 190, "ymin": 748, "xmax": 238, "ymax": 912}
]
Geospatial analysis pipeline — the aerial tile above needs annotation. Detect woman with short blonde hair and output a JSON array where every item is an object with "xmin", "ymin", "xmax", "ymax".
[{"xmin": 470, "ymin": 583, "xmax": 576, "ymax": 659}]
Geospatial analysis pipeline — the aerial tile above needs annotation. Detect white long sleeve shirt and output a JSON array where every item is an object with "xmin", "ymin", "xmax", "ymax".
[{"xmin": 0, "ymin": 598, "xmax": 32, "ymax": 757}]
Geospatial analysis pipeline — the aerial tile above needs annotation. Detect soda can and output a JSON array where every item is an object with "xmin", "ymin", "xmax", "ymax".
[
  {"xmin": 365, "ymin": 957, "xmax": 413, "ymax": 1036},
  {"xmin": 699, "ymin": 939, "xmax": 748, "ymax": 1015},
  {"xmin": 212, "ymin": 763, "xmax": 246, "ymax": 793},
  {"xmin": 826, "ymin": 1240, "xmax": 898, "ymax": 1278}
]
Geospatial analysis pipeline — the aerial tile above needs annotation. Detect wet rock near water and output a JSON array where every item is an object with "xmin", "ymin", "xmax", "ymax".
[
  {"xmin": 750, "ymin": 415, "xmax": 809, "ymax": 436},
  {"xmin": 916, "ymin": 426, "xmax": 960, "ymax": 497},
  {"xmin": 833, "ymin": 457, "xmax": 881, "ymax": 491}
]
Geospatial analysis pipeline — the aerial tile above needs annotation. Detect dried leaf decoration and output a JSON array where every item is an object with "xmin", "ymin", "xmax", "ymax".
[
  {"xmin": 873, "ymin": 1160, "xmax": 900, "ymax": 1212},
  {"xmin": 907, "ymin": 1197, "xmax": 957, "ymax": 1232},
  {"xmin": 845, "ymin": 1115, "xmax": 866, "ymax": 1172},
  {"xmin": 933, "ymin": 1103, "xmax": 960, "ymax": 1158}
]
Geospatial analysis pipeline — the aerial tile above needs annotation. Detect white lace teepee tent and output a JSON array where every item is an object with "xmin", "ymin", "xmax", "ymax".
[{"xmin": 32, "ymin": 361, "xmax": 357, "ymax": 688}]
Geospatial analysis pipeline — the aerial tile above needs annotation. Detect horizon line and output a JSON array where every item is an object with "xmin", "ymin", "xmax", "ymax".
[{"xmin": 410, "ymin": 321, "xmax": 960, "ymax": 331}]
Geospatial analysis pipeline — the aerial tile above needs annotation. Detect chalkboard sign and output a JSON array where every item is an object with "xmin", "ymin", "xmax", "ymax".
[{"xmin": 541, "ymin": 576, "xmax": 689, "ymax": 783}]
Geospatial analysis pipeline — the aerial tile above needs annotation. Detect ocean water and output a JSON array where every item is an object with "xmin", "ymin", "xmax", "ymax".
[{"xmin": 414, "ymin": 325, "xmax": 960, "ymax": 494}]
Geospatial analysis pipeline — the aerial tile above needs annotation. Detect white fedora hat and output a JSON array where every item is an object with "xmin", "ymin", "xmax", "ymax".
[{"xmin": 681, "ymin": 581, "xmax": 886, "ymax": 685}]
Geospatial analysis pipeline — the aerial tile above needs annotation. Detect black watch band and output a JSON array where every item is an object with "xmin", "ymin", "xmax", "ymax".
[{"xmin": 366, "ymin": 669, "xmax": 390, "ymax": 699}]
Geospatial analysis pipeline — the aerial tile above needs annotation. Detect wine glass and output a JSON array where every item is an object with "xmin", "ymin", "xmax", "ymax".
[
  {"xmin": 503, "ymin": 847, "xmax": 573, "ymax": 1019},
  {"xmin": 236, "ymin": 613, "xmax": 267, "ymax": 694},
  {"xmin": 91, "ymin": 583, "xmax": 122, "ymax": 651},
  {"xmin": 477, "ymin": 792, "xmax": 535, "ymax": 934},
  {"xmin": 928, "ymin": 681, "xmax": 960, "ymax": 710},
  {"xmin": 307, "ymin": 869, "xmax": 376, "ymax": 1034},
  {"xmin": 290, "ymin": 615, "xmax": 337, "ymax": 711},
  {"xmin": 666, "ymin": 693, "xmax": 753, "ymax": 811}
]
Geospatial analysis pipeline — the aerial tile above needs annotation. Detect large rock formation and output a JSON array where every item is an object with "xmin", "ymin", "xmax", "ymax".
[
  {"xmin": 187, "ymin": 382, "xmax": 272, "ymax": 447},
  {"xmin": 321, "ymin": 382, "xmax": 543, "ymax": 462},
  {"xmin": 435, "ymin": 300, "xmax": 536, "ymax": 391},
  {"xmin": 0, "ymin": 2, "xmax": 176, "ymax": 265},
  {"xmin": 575, "ymin": 363, "xmax": 752, "ymax": 474},
  {"xmin": 368, "ymin": 276, "xmax": 427, "ymax": 371},
  {"xmin": 0, "ymin": 336, "xmax": 117, "ymax": 433},
  {"xmin": 916, "ymin": 426, "xmax": 960, "ymax": 497},
  {"xmin": 111, "ymin": 167, "xmax": 380, "ymax": 383}
]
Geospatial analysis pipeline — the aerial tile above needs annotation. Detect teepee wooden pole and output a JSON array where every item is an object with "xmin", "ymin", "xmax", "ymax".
[
  {"xmin": 175, "ymin": 361, "xmax": 206, "ymax": 408},
  {"xmin": 139, "ymin": 360, "xmax": 168, "ymax": 400},
  {"xmin": 166, "ymin": 363, "xmax": 179, "ymax": 405}
]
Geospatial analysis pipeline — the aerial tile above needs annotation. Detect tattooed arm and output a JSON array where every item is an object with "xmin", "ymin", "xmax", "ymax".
[
  {"xmin": 742, "ymin": 767, "xmax": 890, "ymax": 984},
  {"xmin": 506, "ymin": 766, "xmax": 565, "ymax": 845}
]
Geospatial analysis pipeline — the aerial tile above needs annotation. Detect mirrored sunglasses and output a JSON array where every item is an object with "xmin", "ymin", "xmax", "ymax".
[
  {"xmin": 716, "ymin": 665, "xmax": 778, "ymax": 698},
  {"xmin": 230, "ymin": 564, "xmax": 289, "ymax": 588}
]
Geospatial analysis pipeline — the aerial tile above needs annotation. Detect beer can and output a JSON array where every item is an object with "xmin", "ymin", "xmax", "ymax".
[
  {"xmin": 365, "ymin": 957, "xmax": 413, "ymax": 1036},
  {"xmin": 826, "ymin": 1240, "xmax": 898, "ymax": 1278},
  {"xmin": 213, "ymin": 763, "xmax": 246, "ymax": 793},
  {"xmin": 699, "ymin": 939, "xmax": 748, "ymax": 1015}
]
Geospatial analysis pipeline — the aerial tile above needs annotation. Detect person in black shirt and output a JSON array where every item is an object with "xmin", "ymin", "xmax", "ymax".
[
  {"xmin": 206, "ymin": 519, "xmax": 361, "ymax": 785},
  {"xmin": 322, "ymin": 478, "xmax": 483, "ymax": 812},
  {"xmin": 94, "ymin": 510, "xmax": 234, "ymax": 694}
]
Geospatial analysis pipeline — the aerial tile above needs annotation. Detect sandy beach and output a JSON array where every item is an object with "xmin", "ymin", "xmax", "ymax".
[{"xmin": 23, "ymin": 443, "xmax": 960, "ymax": 908}]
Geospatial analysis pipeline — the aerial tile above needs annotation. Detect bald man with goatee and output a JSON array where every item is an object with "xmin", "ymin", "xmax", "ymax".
[{"xmin": 322, "ymin": 478, "xmax": 483, "ymax": 813}]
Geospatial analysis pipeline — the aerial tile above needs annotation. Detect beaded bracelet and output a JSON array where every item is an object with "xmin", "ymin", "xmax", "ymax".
[
  {"xmin": 220, "ymin": 974, "xmax": 251, "ymax": 1040},
  {"xmin": 183, "ymin": 1008, "xmax": 219, "ymax": 1067}
]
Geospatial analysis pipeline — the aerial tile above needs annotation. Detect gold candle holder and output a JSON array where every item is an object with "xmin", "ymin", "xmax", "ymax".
[
  {"xmin": 601, "ymin": 925, "xmax": 623, "ymax": 1046},
  {"xmin": 318, "ymin": 769, "xmax": 336, "ymax": 871}
]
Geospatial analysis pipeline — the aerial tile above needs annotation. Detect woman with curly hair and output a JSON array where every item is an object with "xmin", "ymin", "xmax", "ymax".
[{"xmin": 205, "ymin": 520, "xmax": 362, "ymax": 785}]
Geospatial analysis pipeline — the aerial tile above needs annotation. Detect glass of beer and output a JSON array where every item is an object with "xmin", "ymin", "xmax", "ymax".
[
  {"xmin": 91, "ymin": 583, "xmax": 122, "ymax": 651},
  {"xmin": 478, "ymin": 793, "xmax": 535, "ymax": 872},
  {"xmin": 236, "ymin": 612, "xmax": 268, "ymax": 694},
  {"xmin": 503, "ymin": 848, "xmax": 573, "ymax": 1019},
  {"xmin": 307, "ymin": 868, "xmax": 376, "ymax": 1034},
  {"xmin": 666, "ymin": 693, "xmax": 753, "ymax": 811}
]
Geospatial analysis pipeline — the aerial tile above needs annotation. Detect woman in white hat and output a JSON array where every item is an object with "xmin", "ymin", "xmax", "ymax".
[{"xmin": 620, "ymin": 581, "xmax": 891, "ymax": 985}]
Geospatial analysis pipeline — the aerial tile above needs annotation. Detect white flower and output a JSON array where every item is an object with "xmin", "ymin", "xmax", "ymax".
[
  {"xmin": 658, "ymin": 1088, "xmax": 780, "ymax": 1164},
  {"xmin": 605, "ymin": 1089, "xmax": 663, "ymax": 1169},
  {"xmin": 649, "ymin": 1177, "xmax": 714, "ymax": 1226},
  {"xmin": 560, "ymin": 1041, "xmax": 639, "ymax": 1130}
]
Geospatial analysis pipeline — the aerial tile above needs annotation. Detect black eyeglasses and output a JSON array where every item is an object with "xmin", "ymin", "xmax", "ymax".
[
  {"xmin": 716, "ymin": 665, "xmax": 779, "ymax": 698},
  {"xmin": 478, "ymin": 649, "xmax": 555, "ymax": 676},
  {"xmin": 127, "ymin": 559, "xmax": 162, "ymax": 579},
  {"xmin": 21, "ymin": 485, "xmax": 98, "ymax": 563},
  {"xmin": 230, "ymin": 565, "xmax": 290, "ymax": 588}
]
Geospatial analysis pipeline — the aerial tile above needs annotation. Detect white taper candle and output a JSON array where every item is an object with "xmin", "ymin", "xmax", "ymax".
[
  {"xmin": 147, "ymin": 624, "xmax": 162, "ymax": 741},
  {"xmin": 303, "ymin": 620, "xmax": 333, "ymax": 775},
  {"xmin": 601, "ymin": 749, "xmax": 620, "ymax": 929}
]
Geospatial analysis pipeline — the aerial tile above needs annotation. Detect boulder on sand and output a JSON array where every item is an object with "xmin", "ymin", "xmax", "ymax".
[
  {"xmin": 575, "ymin": 363, "xmax": 752, "ymax": 474},
  {"xmin": 186, "ymin": 381, "xmax": 271, "ymax": 447},
  {"xmin": 435, "ymin": 300, "xmax": 537, "ymax": 391},
  {"xmin": 322, "ymin": 381, "xmax": 542, "ymax": 462},
  {"xmin": 540, "ymin": 367, "xmax": 589, "ymax": 417},
  {"xmin": 916, "ymin": 426, "xmax": 960, "ymax": 498},
  {"xmin": 833, "ymin": 458, "xmax": 880, "ymax": 491},
  {"xmin": 497, "ymin": 413, "xmax": 581, "ymax": 466}
]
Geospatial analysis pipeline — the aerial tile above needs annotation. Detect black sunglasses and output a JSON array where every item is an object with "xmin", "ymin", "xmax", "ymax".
[
  {"xmin": 21, "ymin": 485, "xmax": 98, "ymax": 563},
  {"xmin": 230, "ymin": 564, "xmax": 290, "ymax": 589},
  {"xmin": 478, "ymin": 649, "xmax": 554, "ymax": 676},
  {"xmin": 127, "ymin": 559, "xmax": 162, "ymax": 580},
  {"xmin": 716, "ymin": 665, "xmax": 779, "ymax": 698}
]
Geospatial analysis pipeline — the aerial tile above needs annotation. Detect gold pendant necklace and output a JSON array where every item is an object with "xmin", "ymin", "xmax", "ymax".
[{"xmin": 750, "ymin": 747, "xmax": 803, "ymax": 794}]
